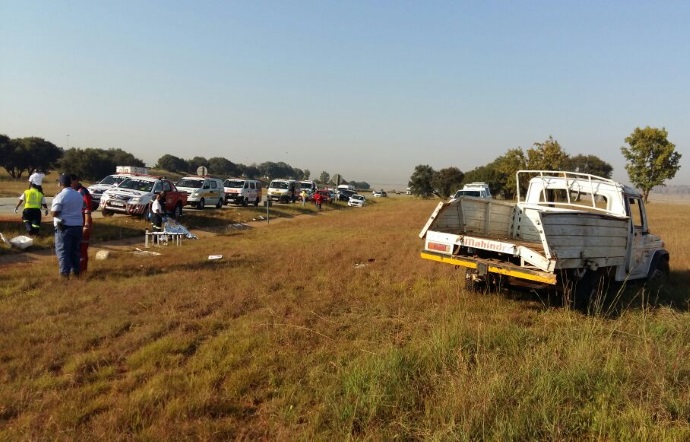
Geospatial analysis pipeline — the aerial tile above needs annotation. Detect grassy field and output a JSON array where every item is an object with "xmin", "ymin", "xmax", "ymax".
[{"xmin": 0, "ymin": 195, "xmax": 689, "ymax": 440}]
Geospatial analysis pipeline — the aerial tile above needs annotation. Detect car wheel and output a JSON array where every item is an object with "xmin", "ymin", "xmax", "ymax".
[
  {"xmin": 216, "ymin": 197, "xmax": 223, "ymax": 209},
  {"xmin": 173, "ymin": 203, "xmax": 183, "ymax": 219},
  {"xmin": 648, "ymin": 257, "xmax": 670, "ymax": 282},
  {"xmin": 101, "ymin": 208, "xmax": 114, "ymax": 217},
  {"xmin": 254, "ymin": 198, "xmax": 260, "ymax": 207},
  {"xmin": 242, "ymin": 197, "xmax": 248, "ymax": 207},
  {"xmin": 198, "ymin": 198, "xmax": 205, "ymax": 210}
]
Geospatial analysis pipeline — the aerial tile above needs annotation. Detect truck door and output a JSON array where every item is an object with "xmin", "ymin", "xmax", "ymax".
[{"xmin": 625, "ymin": 195, "xmax": 649, "ymax": 278}]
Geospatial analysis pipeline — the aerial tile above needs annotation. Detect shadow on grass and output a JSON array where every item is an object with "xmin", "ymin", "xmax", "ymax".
[{"xmin": 481, "ymin": 269, "xmax": 690, "ymax": 316}]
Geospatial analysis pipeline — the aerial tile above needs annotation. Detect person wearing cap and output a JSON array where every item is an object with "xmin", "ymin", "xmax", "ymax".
[
  {"xmin": 51, "ymin": 174, "xmax": 84, "ymax": 278},
  {"xmin": 14, "ymin": 183, "xmax": 49, "ymax": 236},
  {"xmin": 70, "ymin": 174, "xmax": 93, "ymax": 273}
]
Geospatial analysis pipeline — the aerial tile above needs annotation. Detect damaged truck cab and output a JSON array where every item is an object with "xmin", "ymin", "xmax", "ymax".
[{"xmin": 420, "ymin": 170, "xmax": 668, "ymax": 302}]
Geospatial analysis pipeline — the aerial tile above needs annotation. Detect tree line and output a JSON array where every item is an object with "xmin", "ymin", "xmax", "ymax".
[
  {"xmin": 0, "ymin": 134, "xmax": 367, "ymax": 188},
  {"xmin": 408, "ymin": 127, "xmax": 681, "ymax": 202}
]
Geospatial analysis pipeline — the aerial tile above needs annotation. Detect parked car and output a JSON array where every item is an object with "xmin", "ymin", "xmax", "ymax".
[
  {"xmin": 100, "ymin": 175, "xmax": 187, "ymax": 218},
  {"xmin": 348, "ymin": 194, "xmax": 366, "ymax": 207},
  {"xmin": 337, "ymin": 189, "xmax": 356, "ymax": 201},
  {"xmin": 87, "ymin": 173, "xmax": 134, "ymax": 211},
  {"xmin": 372, "ymin": 191, "xmax": 382, "ymax": 197},
  {"xmin": 314, "ymin": 189, "xmax": 332, "ymax": 204},
  {"xmin": 176, "ymin": 176, "xmax": 225, "ymax": 209},
  {"xmin": 224, "ymin": 178, "xmax": 263, "ymax": 206}
]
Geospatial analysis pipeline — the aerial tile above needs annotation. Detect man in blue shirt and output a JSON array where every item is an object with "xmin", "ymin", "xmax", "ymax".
[{"xmin": 51, "ymin": 174, "xmax": 84, "ymax": 278}]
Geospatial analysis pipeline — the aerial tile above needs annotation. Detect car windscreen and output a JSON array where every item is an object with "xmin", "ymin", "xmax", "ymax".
[
  {"xmin": 224, "ymin": 180, "xmax": 243, "ymax": 188},
  {"xmin": 270, "ymin": 182, "xmax": 289, "ymax": 189},
  {"xmin": 100, "ymin": 175, "xmax": 127, "ymax": 185},
  {"xmin": 177, "ymin": 179, "xmax": 203, "ymax": 188},
  {"xmin": 455, "ymin": 190, "xmax": 481, "ymax": 198},
  {"xmin": 119, "ymin": 179, "xmax": 154, "ymax": 192}
]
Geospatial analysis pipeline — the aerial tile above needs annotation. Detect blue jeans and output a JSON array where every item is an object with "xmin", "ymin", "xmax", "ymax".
[{"xmin": 55, "ymin": 225, "xmax": 82, "ymax": 277}]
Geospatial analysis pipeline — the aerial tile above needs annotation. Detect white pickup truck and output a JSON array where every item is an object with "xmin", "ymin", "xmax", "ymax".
[{"xmin": 420, "ymin": 170, "xmax": 669, "ymax": 306}]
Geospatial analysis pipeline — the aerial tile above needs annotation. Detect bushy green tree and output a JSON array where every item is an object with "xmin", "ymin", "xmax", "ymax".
[
  {"xmin": 526, "ymin": 136, "xmax": 569, "ymax": 170},
  {"xmin": 408, "ymin": 164, "xmax": 436, "ymax": 197},
  {"xmin": 493, "ymin": 148, "xmax": 527, "ymax": 199},
  {"xmin": 319, "ymin": 171, "xmax": 330, "ymax": 184},
  {"xmin": 207, "ymin": 157, "xmax": 238, "ymax": 176},
  {"xmin": 565, "ymin": 154, "xmax": 613, "ymax": 178},
  {"xmin": 188, "ymin": 156, "xmax": 209, "ymax": 173},
  {"xmin": 621, "ymin": 126, "xmax": 682, "ymax": 202},
  {"xmin": 432, "ymin": 166, "xmax": 464, "ymax": 198},
  {"xmin": 1, "ymin": 137, "xmax": 63, "ymax": 178},
  {"xmin": 156, "ymin": 154, "xmax": 188, "ymax": 172}
]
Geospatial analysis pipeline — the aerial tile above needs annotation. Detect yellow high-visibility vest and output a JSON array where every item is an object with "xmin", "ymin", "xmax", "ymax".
[{"xmin": 23, "ymin": 188, "xmax": 43, "ymax": 209}]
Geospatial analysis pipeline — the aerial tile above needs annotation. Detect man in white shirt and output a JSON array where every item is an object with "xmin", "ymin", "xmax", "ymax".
[{"xmin": 51, "ymin": 174, "xmax": 84, "ymax": 278}]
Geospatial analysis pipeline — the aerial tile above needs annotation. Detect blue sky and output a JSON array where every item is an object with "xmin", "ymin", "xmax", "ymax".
[{"xmin": 1, "ymin": 1, "xmax": 689, "ymax": 188}]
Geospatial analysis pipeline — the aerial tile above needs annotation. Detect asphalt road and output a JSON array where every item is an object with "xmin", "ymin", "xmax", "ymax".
[{"xmin": 0, "ymin": 197, "xmax": 104, "ymax": 219}]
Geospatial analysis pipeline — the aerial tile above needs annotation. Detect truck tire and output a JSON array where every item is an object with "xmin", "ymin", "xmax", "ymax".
[
  {"xmin": 647, "ymin": 255, "xmax": 669, "ymax": 282},
  {"xmin": 242, "ymin": 197, "xmax": 248, "ymax": 207},
  {"xmin": 173, "ymin": 203, "xmax": 183, "ymax": 219},
  {"xmin": 101, "ymin": 208, "xmax": 114, "ymax": 217}
]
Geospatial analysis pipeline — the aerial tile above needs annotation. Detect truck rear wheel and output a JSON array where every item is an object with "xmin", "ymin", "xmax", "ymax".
[{"xmin": 173, "ymin": 203, "xmax": 183, "ymax": 219}]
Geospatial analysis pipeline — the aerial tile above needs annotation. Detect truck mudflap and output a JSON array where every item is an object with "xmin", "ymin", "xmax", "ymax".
[{"xmin": 420, "ymin": 251, "xmax": 557, "ymax": 285}]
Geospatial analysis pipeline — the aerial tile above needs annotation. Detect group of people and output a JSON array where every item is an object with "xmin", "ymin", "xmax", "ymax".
[
  {"xmin": 299, "ymin": 189, "xmax": 324, "ymax": 210},
  {"xmin": 14, "ymin": 170, "xmax": 93, "ymax": 279}
]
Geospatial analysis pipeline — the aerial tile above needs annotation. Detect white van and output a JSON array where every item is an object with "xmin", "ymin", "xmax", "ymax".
[
  {"xmin": 299, "ymin": 180, "xmax": 317, "ymax": 195},
  {"xmin": 267, "ymin": 179, "xmax": 298, "ymax": 203},
  {"xmin": 223, "ymin": 178, "xmax": 263, "ymax": 206},
  {"xmin": 175, "ymin": 176, "xmax": 225, "ymax": 209}
]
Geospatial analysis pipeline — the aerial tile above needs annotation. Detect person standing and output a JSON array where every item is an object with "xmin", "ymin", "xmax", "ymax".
[
  {"xmin": 300, "ymin": 189, "xmax": 307, "ymax": 206},
  {"xmin": 51, "ymin": 174, "xmax": 84, "ymax": 278},
  {"xmin": 313, "ymin": 191, "xmax": 323, "ymax": 210},
  {"xmin": 151, "ymin": 192, "xmax": 164, "ymax": 232},
  {"xmin": 28, "ymin": 168, "xmax": 45, "ymax": 194},
  {"xmin": 70, "ymin": 174, "xmax": 93, "ymax": 273},
  {"xmin": 14, "ymin": 183, "xmax": 48, "ymax": 235}
]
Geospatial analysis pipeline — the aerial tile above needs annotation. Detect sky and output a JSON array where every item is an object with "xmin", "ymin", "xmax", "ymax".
[{"xmin": 1, "ymin": 0, "xmax": 689, "ymax": 189}]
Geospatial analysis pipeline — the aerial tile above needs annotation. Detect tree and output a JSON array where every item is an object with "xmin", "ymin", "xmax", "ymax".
[
  {"xmin": 565, "ymin": 154, "xmax": 613, "ymax": 178},
  {"xmin": 1, "ymin": 137, "xmax": 63, "ymax": 178},
  {"xmin": 432, "ymin": 166, "xmax": 464, "ymax": 198},
  {"xmin": 188, "ymin": 156, "xmax": 209, "ymax": 173},
  {"xmin": 107, "ymin": 148, "xmax": 145, "ymax": 168},
  {"xmin": 59, "ymin": 148, "xmax": 115, "ymax": 181},
  {"xmin": 408, "ymin": 164, "xmax": 436, "ymax": 197},
  {"xmin": 493, "ymin": 148, "xmax": 527, "ymax": 199},
  {"xmin": 207, "ymin": 157, "xmax": 238, "ymax": 176},
  {"xmin": 156, "ymin": 154, "xmax": 188, "ymax": 172},
  {"xmin": 526, "ymin": 136, "xmax": 569, "ymax": 170},
  {"xmin": 621, "ymin": 126, "xmax": 682, "ymax": 202},
  {"xmin": 319, "ymin": 171, "xmax": 330, "ymax": 184}
]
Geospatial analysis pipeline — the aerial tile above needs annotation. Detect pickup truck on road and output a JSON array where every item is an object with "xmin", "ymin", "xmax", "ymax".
[
  {"xmin": 100, "ymin": 175, "xmax": 187, "ymax": 219},
  {"xmin": 420, "ymin": 170, "xmax": 669, "ymax": 307}
]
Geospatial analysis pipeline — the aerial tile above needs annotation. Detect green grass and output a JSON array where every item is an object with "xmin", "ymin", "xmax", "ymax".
[{"xmin": 0, "ymin": 197, "xmax": 689, "ymax": 439}]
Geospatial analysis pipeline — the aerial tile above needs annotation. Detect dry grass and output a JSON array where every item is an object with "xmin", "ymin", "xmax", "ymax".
[{"xmin": 0, "ymin": 196, "xmax": 689, "ymax": 440}]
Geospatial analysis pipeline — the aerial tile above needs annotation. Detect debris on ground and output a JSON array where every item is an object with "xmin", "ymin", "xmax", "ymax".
[
  {"xmin": 208, "ymin": 255, "xmax": 223, "ymax": 260},
  {"xmin": 9, "ymin": 235, "xmax": 34, "ymax": 250},
  {"xmin": 164, "ymin": 219, "xmax": 198, "ymax": 239},
  {"xmin": 133, "ymin": 248, "xmax": 162, "ymax": 257}
]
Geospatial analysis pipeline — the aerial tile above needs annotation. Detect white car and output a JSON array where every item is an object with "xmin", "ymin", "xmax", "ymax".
[
  {"xmin": 87, "ymin": 173, "xmax": 133, "ymax": 211},
  {"xmin": 348, "ymin": 194, "xmax": 366, "ymax": 207},
  {"xmin": 372, "ymin": 191, "xmax": 383, "ymax": 198}
]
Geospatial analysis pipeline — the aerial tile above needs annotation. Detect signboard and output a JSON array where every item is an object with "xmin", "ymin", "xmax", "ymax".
[{"xmin": 197, "ymin": 166, "xmax": 208, "ymax": 176}]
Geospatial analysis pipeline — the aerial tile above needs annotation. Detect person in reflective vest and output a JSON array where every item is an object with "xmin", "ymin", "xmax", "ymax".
[{"xmin": 15, "ymin": 183, "xmax": 48, "ymax": 235}]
